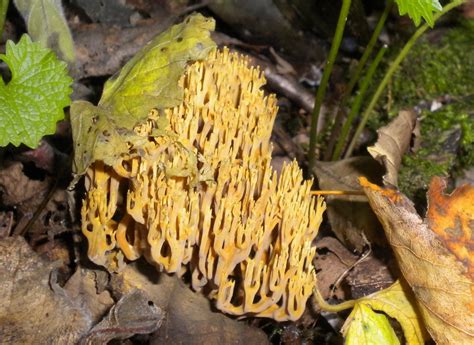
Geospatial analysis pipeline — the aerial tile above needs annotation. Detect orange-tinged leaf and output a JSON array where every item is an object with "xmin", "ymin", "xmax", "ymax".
[
  {"xmin": 427, "ymin": 176, "xmax": 474, "ymax": 294},
  {"xmin": 360, "ymin": 176, "xmax": 474, "ymax": 345}
]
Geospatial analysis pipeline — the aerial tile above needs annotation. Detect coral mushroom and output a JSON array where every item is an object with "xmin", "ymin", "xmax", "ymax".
[{"xmin": 82, "ymin": 48, "xmax": 326, "ymax": 321}]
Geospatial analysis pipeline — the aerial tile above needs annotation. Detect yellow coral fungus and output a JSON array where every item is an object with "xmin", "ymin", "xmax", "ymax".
[{"xmin": 82, "ymin": 49, "xmax": 326, "ymax": 321}]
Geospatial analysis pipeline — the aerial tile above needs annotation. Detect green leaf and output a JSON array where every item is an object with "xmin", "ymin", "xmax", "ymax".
[
  {"xmin": 343, "ymin": 303, "xmax": 400, "ymax": 345},
  {"xmin": 357, "ymin": 281, "xmax": 428, "ymax": 345},
  {"xmin": 13, "ymin": 0, "xmax": 75, "ymax": 64},
  {"xmin": 0, "ymin": 34, "xmax": 73, "ymax": 148},
  {"xmin": 70, "ymin": 13, "xmax": 216, "ymax": 180},
  {"xmin": 394, "ymin": 0, "xmax": 442, "ymax": 26}
]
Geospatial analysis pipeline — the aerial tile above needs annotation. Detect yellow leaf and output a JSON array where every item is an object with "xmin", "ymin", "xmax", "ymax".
[
  {"xmin": 342, "ymin": 303, "xmax": 400, "ymax": 345},
  {"xmin": 359, "ymin": 280, "xmax": 428, "ymax": 345}
]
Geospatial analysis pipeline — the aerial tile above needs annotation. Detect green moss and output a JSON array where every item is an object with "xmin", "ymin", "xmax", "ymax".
[
  {"xmin": 398, "ymin": 99, "xmax": 474, "ymax": 199},
  {"xmin": 389, "ymin": 20, "xmax": 474, "ymax": 114},
  {"xmin": 364, "ymin": 20, "xmax": 474, "ymax": 200}
]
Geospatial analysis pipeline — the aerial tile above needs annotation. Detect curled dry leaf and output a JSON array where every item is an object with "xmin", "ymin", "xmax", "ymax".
[
  {"xmin": 360, "ymin": 176, "xmax": 474, "ymax": 344},
  {"xmin": 367, "ymin": 110, "xmax": 418, "ymax": 186}
]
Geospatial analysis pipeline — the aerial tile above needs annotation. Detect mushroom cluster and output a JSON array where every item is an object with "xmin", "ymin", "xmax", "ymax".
[{"xmin": 82, "ymin": 48, "xmax": 326, "ymax": 321}]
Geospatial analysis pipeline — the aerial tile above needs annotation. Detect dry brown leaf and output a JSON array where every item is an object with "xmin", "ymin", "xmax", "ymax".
[
  {"xmin": 360, "ymin": 177, "xmax": 474, "ymax": 344},
  {"xmin": 82, "ymin": 289, "xmax": 164, "ymax": 344},
  {"xmin": 314, "ymin": 157, "xmax": 385, "ymax": 251},
  {"xmin": 111, "ymin": 262, "xmax": 270, "ymax": 345},
  {"xmin": 346, "ymin": 255, "xmax": 396, "ymax": 299},
  {"xmin": 367, "ymin": 110, "xmax": 418, "ymax": 186},
  {"xmin": 314, "ymin": 237, "xmax": 359, "ymax": 300},
  {"xmin": 0, "ymin": 237, "xmax": 90, "ymax": 343}
]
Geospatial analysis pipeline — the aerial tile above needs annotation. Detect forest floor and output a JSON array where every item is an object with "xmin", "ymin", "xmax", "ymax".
[{"xmin": 0, "ymin": 1, "xmax": 473, "ymax": 344}]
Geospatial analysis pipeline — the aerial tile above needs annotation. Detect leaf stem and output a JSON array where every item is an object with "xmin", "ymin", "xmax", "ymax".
[
  {"xmin": 332, "ymin": 45, "xmax": 387, "ymax": 160},
  {"xmin": 329, "ymin": 0, "xmax": 393, "ymax": 160},
  {"xmin": 307, "ymin": 0, "xmax": 352, "ymax": 172},
  {"xmin": 0, "ymin": 0, "xmax": 8, "ymax": 39},
  {"xmin": 344, "ymin": 0, "xmax": 467, "ymax": 158},
  {"xmin": 313, "ymin": 285, "xmax": 356, "ymax": 312}
]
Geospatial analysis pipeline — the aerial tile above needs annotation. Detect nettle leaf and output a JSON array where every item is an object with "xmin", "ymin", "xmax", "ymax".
[
  {"xmin": 394, "ymin": 0, "xmax": 442, "ymax": 27},
  {"xmin": 343, "ymin": 303, "xmax": 400, "ymax": 345},
  {"xmin": 70, "ymin": 13, "xmax": 216, "ymax": 179},
  {"xmin": 0, "ymin": 35, "xmax": 73, "ymax": 148},
  {"xmin": 14, "ymin": 0, "xmax": 75, "ymax": 64}
]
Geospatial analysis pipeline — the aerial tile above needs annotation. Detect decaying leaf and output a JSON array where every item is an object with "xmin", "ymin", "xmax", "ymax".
[
  {"xmin": 367, "ymin": 110, "xmax": 418, "ymax": 187},
  {"xmin": 0, "ymin": 237, "xmax": 90, "ymax": 343},
  {"xmin": 70, "ymin": 13, "xmax": 216, "ymax": 179},
  {"xmin": 342, "ymin": 303, "xmax": 400, "ymax": 345},
  {"xmin": 82, "ymin": 289, "xmax": 164, "ymax": 344},
  {"xmin": 346, "ymin": 255, "xmax": 396, "ymax": 300},
  {"xmin": 314, "ymin": 157, "xmax": 385, "ymax": 251},
  {"xmin": 13, "ymin": 0, "xmax": 75, "ymax": 64},
  {"xmin": 111, "ymin": 263, "xmax": 270, "ymax": 345},
  {"xmin": 314, "ymin": 237, "xmax": 359, "ymax": 300},
  {"xmin": 361, "ymin": 177, "xmax": 474, "ymax": 344}
]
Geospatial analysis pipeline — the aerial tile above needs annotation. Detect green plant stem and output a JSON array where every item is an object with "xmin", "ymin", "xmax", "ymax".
[
  {"xmin": 332, "ymin": 45, "xmax": 387, "ymax": 159},
  {"xmin": 0, "ymin": 0, "xmax": 8, "ymax": 39},
  {"xmin": 344, "ymin": 0, "xmax": 467, "ymax": 158},
  {"xmin": 313, "ymin": 286, "xmax": 356, "ymax": 312},
  {"xmin": 307, "ymin": 0, "xmax": 352, "ymax": 173},
  {"xmin": 328, "ymin": 0, "xmax": 393, "ymax": 160}
]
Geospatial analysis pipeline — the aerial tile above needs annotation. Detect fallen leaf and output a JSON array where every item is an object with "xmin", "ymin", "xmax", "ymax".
[
  {"xmin": 13, "ymin": 0, "xmax": 75, "ymax": 64},
  {"xmin": 367, "ymin": 110, "xmax": 418, "ymax": 187},
  {"xmin": 82, "ymin": 289, "xmax": 164, "ymax": 344},
  {"xmin": 314, "ymin": 157, "xmax": 385, "ymax": 251},
  {"xmin": 360, "ymin": 177, "xmax": 474, "ymax": 344},
  {"xmin": 0, "ymin": 237, "xmax": 90, "ymax": 343},
  {"xmin": 70, "ymin": 13, "xmax": 216, "ymax": 179},
  {"xmin": 342, "ymin": 303, "xmax": 400, "ymax": 345},
  {"xmin": 63, "ymin": 268, "xmax": 114, "ymax": 323},
  {"xmin": 358, "ymin": 280, "xmax": 428, "ymax": 345},
  {"xmin": 346, "ymin": 255, "xmax": 396, "ymax": 299},
  {"xmin": 314, "ymin": 237, "xmax": 359, "ymax": 300},
  {"xmin": 111, "ymin": 262, "xmax": 270, "ymax": 345}
]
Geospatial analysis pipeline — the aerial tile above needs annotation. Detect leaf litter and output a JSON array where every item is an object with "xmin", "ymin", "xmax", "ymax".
[{"xmin": 1, "ymin": 6, "xmax": 473, "ymax": 345}]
